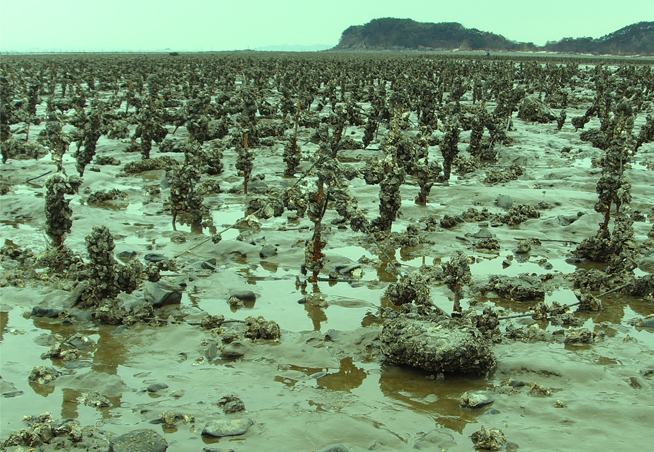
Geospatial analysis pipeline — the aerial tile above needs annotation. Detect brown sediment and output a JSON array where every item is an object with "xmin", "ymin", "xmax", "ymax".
[{"xmin": 1, "ymin": 52, "xmax": 654, "ymax": 452}]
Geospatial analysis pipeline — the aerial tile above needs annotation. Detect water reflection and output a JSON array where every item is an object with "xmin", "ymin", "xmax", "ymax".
[
  {"xmin": 304, "ymin": 284, "xmax": 327, "ymax": 331},
  {"xmin": 279, "ymin": 357, "xmax": 367, "ymax": 392},
  {"xmin": 317, "ymin": 357, "xmax": 366, "ymax": 391},
  {"xmin": 29, "ymin": 317, "xmax": 129, "ymax": 423},
  {"xmin": 378, "ymin": 364, "xmax": 489, "ymax": 434},
  {"xmin": 0, "ymin": 311, "xmax": 8, "ymax": 342}
]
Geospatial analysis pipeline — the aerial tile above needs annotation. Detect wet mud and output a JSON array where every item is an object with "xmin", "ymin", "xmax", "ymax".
[{"xmin": 1, "ymin": 53, "xmax": 654, "ymax": 451}]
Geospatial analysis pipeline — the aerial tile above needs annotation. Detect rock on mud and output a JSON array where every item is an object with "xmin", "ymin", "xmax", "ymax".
[
  {"xmin": 229, "ymin": 290, "xmax": 257, "ymax": 302},
  {"xmin": 379, "ymin": 315, "xmax": 495, "ymax": 375},
  {"xmin": 481, "ymin": 274, "xmax": 545, "ymax": 301},
  {"xmin": 517, "ymin": 96, "xmax": 556, "ymax": 123},
  {"xmin": 460, "ymin": 390, "xmax": 495, "ymax": 408},
  {"xmin": 144, "ymin": 281, "xmax": 182, "ymax": 308},
  {"xmin": 202, "ymin": 418, "xmax": 253, "ymax": 438},
  {"xmin": 244, "ymin": 316, "xmax": 281, "ymax": 340},
  {"xmin": 470, "ymin": 425, "xmax": 507, "ymax": 451},
  {"xmin": 221, "ymin": 341, "xmax": 249, "ymax": 359},
  {"xmin": 28, "ymin": 366, "xmax": 60, "ymax": 384},
  {"xmin": 110, "ymin": 428, "xmax": 168, "ymax": 452},
  {"xmin": 218, "ymin": 394, "xmax": 246, "ymax": 413}
]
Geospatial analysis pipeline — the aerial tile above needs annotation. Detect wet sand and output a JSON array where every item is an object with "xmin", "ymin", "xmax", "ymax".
[{"xmin": 1, "ymin": 56, "xmax": 654, "ymax": 451}]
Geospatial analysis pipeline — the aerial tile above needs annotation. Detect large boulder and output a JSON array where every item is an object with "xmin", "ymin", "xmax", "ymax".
[
  {"xmin": 379, "ymin": 314, "xmax": 495, "ymax": 375},
  {"xmin": 110, "ymin": 428, "xmax": 167, "ymax": 452},
  {"xmin": 481, "ymin": 274, "xmax": 545, "ymax": 301},
  {"xmin": 517, "ymin": 96, "xmax": 556, "ymax": 123}
]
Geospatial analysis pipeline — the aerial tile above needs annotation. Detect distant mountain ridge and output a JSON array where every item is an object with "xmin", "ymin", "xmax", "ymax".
[{"xmin": 334, "ymin": 18, "xmax": 654, "ymax": 55}]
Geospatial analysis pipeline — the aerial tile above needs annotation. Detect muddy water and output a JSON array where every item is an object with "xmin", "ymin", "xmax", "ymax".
[{"xmin": 2, "ymin": 95, "xmax": 654, "ymax": 451}]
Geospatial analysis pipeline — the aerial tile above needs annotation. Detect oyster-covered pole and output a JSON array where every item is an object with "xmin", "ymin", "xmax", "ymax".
[
  {"xmin": 283, "ymin": 102, "xmax": 302, "ymax": 176},
  {"xmin": 235, "ymin": 129, "xmax": 254, "ymax": 194},
  {"xmin": 83, "ymin": 225, "xmax": 120, "ymax": 304},
  {"xmin": 168, "ymin": 163, "xmax": 205, "ymax": 232},
  {"xmin": 44, "ymin": 173, "xmax": 82, "ymax": 248},
  {"xmin": 442, "ymin": 251, "xmax": 472, "ymax": 313}
]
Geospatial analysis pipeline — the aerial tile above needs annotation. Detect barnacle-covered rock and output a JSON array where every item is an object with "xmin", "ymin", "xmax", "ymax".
[
  {"xmin": 380, "ymin": 313, "xmax": 496, "ymax": 375},
  {"xmin": 517, "ymin": 96, "xmax": 556, "ymax": 123},
  {"xmin": 29, "ymin": 366, "xmax": 60, "ymax": 385},
  {"xmin": 471, "ymin": 425, "xmax": 507, "ymax": 451},
  {"xmin": 244, "ymin": 316, "xmax": 281, "ymax": 340},
  {"xmin": 385, "ymin": 270, "xmax": 432, "ymax": 306},
  {"xmin": 481, "ymin": 274, "xmax": 545, "ymax": 301}
]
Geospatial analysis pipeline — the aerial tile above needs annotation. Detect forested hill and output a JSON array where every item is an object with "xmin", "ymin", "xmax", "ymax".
[
  {"xmin": 543, "ymin": 22, "xmax": 654, "ymax": 55},
  {"xmin": 333, "ymin": 18, "xmax": 654, "ymax": 55}
]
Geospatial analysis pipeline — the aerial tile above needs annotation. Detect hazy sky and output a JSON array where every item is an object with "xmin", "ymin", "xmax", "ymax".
[{"xmin": 1, "ymin": 0, "xmax": 652, "ymax": 52}]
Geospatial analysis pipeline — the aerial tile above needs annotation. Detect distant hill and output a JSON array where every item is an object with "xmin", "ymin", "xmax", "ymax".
[
  {"xmin": 543, "ymin": 22, "xmax": 654, "ymax": 55},
  {"xmin": 333, "ymin": 18, "xmax": 654, "ymax": 55},
  {"xmin": 254, "ymin": 44, "xmax": 332, "ymax": 52}
]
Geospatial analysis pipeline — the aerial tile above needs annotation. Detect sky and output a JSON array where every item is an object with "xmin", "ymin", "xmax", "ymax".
[{"xmin": 1, "ymin": 0, "xmax": 653, "ymax": 52}]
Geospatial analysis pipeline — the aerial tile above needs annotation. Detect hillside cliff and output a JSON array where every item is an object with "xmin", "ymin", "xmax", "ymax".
[{"xmin": 334, "ymin": 18, "xmax": 654, "ymax": 55}]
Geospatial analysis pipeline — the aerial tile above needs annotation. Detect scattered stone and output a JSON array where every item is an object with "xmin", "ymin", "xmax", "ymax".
[
  {"xmin": 1, "ymin": 414, "xmax": 92, "ymax": 449},
  {"xmin": 110, "ymin": 428, "xmax": 168, "ymax": 452},
  {"xmin": 475, "ymin": 238, "xmax": 500, "ymax": 251},
  {"xmin": 554, "ymin": 400, "xmax": 566, "ymax": 408},
  {"xmin": 28, "ymin": 366, "xmax": 59, "ymax": 384},
  {"xmin": 221, "ymin": 341, "xmax": 248, "ymax": 359},
  {"xmin": 259, "ymin": 244, "xmax": 277, "ymax": 258},
  {"xmin": 505, "ymin": 323, "xmax": 552, "ymax": 342},
  {"xmin": 468, "ymin": 228, "xmax": 495, "ymax": 240},
  {"xmin": 147, "ymin": 383, "xmax": 169, "ymax": 393},
  {"xmin": 235, "ymin": 214, "xmax": 261, "ymax": 231},
  {"xmin": 470, "ymin": 425, "xmax": 507, "ymax": 451},
  {"xmin": 564, "ymin": 328, "xmax": 596, "ymax": 345},
  {"xmin": 515, "ymin": 239, "xmax": 531, "ymax": 254},
  {"xmin": 630, "ymin": 315, "xmax": 654, "ymax": 328},
  {"xmin": 336, "ymin": 264, "xmax": 363, "ymax": 278},
  {"xmin": 244, "ymin": 316, "xmax": 281, "ymax": 340},
  {"xmin": 299, "ymin": 293, "xmax": 327, "ymax": 306},
  {"xmin": 31, "ymin": 305, "xmax": 64, "ymax": 318},
  {"xmin": 440, "ymin": 214, "xmax": 464, "ymax": 228},
  {"xmin": 170, "ymin": 232, "xmax": 186, "ymax": 244},
  {"xmin": 205, "ymin": 342, "xmax": 219, "ymax": 361},
  {"xmin": 83, "ymin": 391, "xmax": 111, "ymax": 407},
  {"xmin": 144, "ymin": 253, "xmax": 168, "ymax": 263},
  {"xmin": 495, "ymin": 194, "xmax": 514, "ymax": 210},
  {"xmin": 228, "ymin": 296, "xmax": 245, "ymax": 309},
  {"xmin": 322, "ymin": 444, "xmax": 349, "ymax": 452},
  {"xmin": 201, "ymin": 259, "xmax": 216, "ymax": 270},
  {"xmin": 500, "ymin": 203, "xmax": 540, "ymax": 225},
  {"xmin": 574, "ymin": 289, "xmax": 602, "ymax": 311},
  {"xmin": 160, "ymin": 410, "xmax": 180, "ymax": 427},
  {"xmin": 202, "ymin": 418, "xmax": 253, "ymax": 438},
  {"xmin": 144, "ymin": 281, "xmax": 182, "ymax": 308},
  {"xmin": 218, "ymin": 394, "xmax": 246, "ymax": 413},
  {"xmin": 1, "ymin": 378, "xmax": 22, "ymax": 398},
  {"xmin": 116, "ymin": 250, "xmax": 137, "ymax": 262},
  {"xmin": 200, "ymin": 314, "xmax": 225, "ymax": 329},
  {"xmin": 229, "ymin": 290, "xmax": 256, "ymax": 302},
  {"xmin": 87, "ymin": 188, "xmax": 128, "ymax": 204},
  {"xmin": 460, "ymin": 391, "xmax": 495, "ymax": 408},
  {"xmin": 528, "ymin": 383, "xmax": 553, "ymax": 396},
  {"xmin": 557, "ymin": 213, "xmax": 584, "ymax": 226}
]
